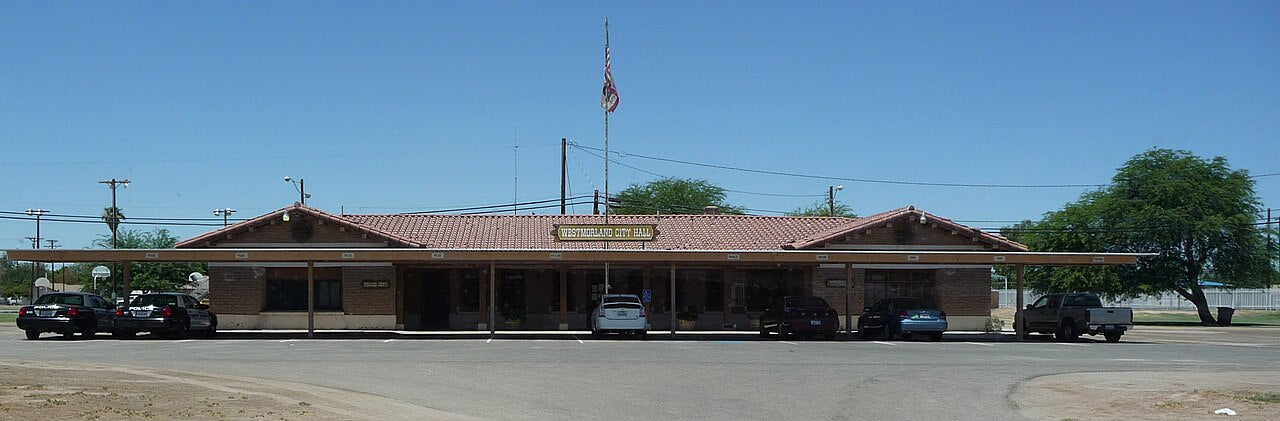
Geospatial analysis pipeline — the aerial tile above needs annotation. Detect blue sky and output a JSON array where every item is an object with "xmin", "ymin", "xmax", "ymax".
[{"xmin": 2, "ymin": 1, "xmax": 1278, "ymax": 250}]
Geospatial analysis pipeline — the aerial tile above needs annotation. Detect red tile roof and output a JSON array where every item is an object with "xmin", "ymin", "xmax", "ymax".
[{"xmin": 177, "ymin": 204, "xmax": 1026, "ymax": 251}]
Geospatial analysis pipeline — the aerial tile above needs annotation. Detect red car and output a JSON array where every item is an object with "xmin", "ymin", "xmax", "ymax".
[{"xmin": 759, "ymin": 296, "xmax": 840, "ymax": 340}]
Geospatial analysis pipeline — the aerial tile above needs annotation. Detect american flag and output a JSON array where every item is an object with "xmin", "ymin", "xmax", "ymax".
[{"xmin": 601, "ymin": 42, "xmax": 619, "ymax": 113}]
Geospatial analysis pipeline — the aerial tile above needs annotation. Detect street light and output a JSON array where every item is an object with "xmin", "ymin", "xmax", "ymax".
[
  {"xmin": 284, "ymin": 176, "xmax": 311, "ymax": 204},
  {"xmin": 827, "ymin": 185, "xmax": 844, "ymax": 217},
  {"xmin": 213, "ymin": 208, "xmax": 237, "ymax": 227}
]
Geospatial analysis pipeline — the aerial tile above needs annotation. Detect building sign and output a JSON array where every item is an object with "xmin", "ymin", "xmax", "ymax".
[
  {"xmin": 825, "ymin": 279, "xmax": 847, "ymax": 288},
  {"xmin": 553, "ymin": 224, "xmax": 658, "ymax": 241},
  {"xmin": 362, "ymin": 280, "xmax": 390, "ymax": 289}
]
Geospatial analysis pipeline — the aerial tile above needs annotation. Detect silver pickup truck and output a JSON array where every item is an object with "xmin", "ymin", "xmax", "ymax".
[{"xmin": 1022, "ymin": 293, "xmax": 1133, "ymax": 342}]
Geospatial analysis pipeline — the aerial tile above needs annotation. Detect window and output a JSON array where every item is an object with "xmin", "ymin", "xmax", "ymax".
[
  {"xmin": 864, "ymin": 270, "xmax": 936, "ymax": 308},
  {"xmin": 34, "ymin": 294, "xmax": 84, "ymax": 306},
  {"xmin": 704, "ymin": 270, "xmax": 724, "ymax": 311},
  {"xmin": 459, "ymin": 270, "xmax": 480, "ymax": 312},
  {"xmin": 264, "ymin": 280, "xmax": 342, "ymax": 311},
  {"xmin": 1030, "ymin": 296, "xmax": 1050, "ymax": 309}
]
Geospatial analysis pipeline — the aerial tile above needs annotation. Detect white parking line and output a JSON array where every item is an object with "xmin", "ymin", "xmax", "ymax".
[
  {"xmin": 872, "ymin": 341, "xmax": 896, "ymax": 346},
  {"xmin": 779, "ymin": 341, "xmax": 799, "ymax": 345},
  {"xmin": 1057, "ymin": 342, "xmax": 1091, "ymax": 347},
  {"xmin": 174, "ymin": 339, "xmax": 195, "ymax": 343},
  {"xmin": 573, "ymin": 336, "xmax": 584, "ymax": 344},
  {"xmin": 382, "ymin": 339, "xmax": 395, "ymax": 343},
  {"xmin": 277, "ymin": 339, "xmax": 297, "ymax": 343},
  {"xmin": 963, "ymin": 342, "xmax": 995, "ymax": 347},
  {"xmin": 486, "ymin": 336, "xmax": 493, "ymax": 344}
]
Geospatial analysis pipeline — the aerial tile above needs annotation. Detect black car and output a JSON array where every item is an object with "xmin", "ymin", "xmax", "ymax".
[
  {"xmin": 858, "ymin": 297, "xmax": 948, "ymax": 341},
  {"xmin": 16, "ymin": 292, "xmax": 117, "ymax": 340},
  {"xmin": 758, "ymin": 296, "xmax": 840, "ymax": 340},
  {"xmin": 114, "ymin": 293, "xmax": 216, "ymax": 339}
]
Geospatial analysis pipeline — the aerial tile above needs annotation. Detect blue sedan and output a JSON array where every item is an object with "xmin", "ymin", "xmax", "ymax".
[{"xmin": 857, "ymin": 297, "xmax": 947, "ymax": 341}]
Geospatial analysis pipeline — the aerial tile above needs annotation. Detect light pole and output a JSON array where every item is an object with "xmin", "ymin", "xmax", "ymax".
[
  {"xmin": 99, "ymin": 178, "xmax": 129, "ymax": 301},
  {"xmin": 284, "ymin": 176, "xmax": 311, "ymax": 204},
  {"xmin": 213, "ymin": 208, "xmax": 237, "ymax": 227},
  {"xmin": 827, "ymin": 185, "xmax": 843, "ymax": 217}
]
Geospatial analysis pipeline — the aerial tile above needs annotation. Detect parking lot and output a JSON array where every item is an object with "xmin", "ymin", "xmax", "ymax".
[{"xmin": 1, "ymin": 326, "xmax": 1278, "ymax": 420}]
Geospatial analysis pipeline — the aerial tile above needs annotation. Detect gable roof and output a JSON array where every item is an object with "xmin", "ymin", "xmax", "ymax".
[
  {"xmin": 177, "ymin": 204, "xmax": 1025, "ymax": 252},
  {"xmin": 782, "ymin": 206, "xmax": 1027, "ymax": 251}
]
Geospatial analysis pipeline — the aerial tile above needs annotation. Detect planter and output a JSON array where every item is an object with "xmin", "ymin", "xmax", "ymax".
[{"xmin": 677, "ymin": 319, "xmax": 696, "ymax": 330}]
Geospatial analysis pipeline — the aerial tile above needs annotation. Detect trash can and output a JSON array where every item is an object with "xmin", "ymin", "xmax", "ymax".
[{"xmin": 1216, "ymin": 307, "xmax": 1235, "ymax": 326}]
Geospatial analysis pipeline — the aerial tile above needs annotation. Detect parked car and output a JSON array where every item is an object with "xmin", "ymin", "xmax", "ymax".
[
  {"xmin": 113, "ymin": 293, "xmax": 217, "ymax": 339},
  {"xmin": 759, "ymin": 296, "xmax": 839, "ymax": 340},
  {"xmin": 16, "ymin": 292, "xmax": 117, "ymax": 340},
  {"xmin": 857, "ymin": 297, "xmax": 947, "ymax": 341},
  {"xmin": 1022, "ymin": 293, "xmax": 1132, "ymax": 342},
  {"xmin": 590, "ymin": 294, "xmax": 647, "ymax": 338}
]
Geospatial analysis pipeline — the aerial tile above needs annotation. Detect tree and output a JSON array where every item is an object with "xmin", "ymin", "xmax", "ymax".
[
  {"xmin": 786, "ymin": 201, "xmax": 857, "ymax": 217},
  {"xmin": 91, "ymin": 229, "xmax": 207, "ymax": 293},
  {"xmin": 1018, "ymin": 149, "xmax": 1274, "ymax": 325},
  {"xmin": 610, "ymin": 178, "xmax": 744, "ymax": 215},
  {"xmin": 1, "ymin": 256, "xmax": 36, "ymax": 298},
  {"xmin": 102, "ymin": 207, "xmax": 125, "ymax": 243}
]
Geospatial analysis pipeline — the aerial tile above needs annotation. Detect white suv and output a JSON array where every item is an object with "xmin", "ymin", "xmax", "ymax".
[{"xmin": 590, "ymin": 294, "xmax": 647, "ymax": 339}]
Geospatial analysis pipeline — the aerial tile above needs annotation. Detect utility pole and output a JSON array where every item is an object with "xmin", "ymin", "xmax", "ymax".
[
  {"xmin": 593, "ymin": 189, "xmax": 600, "ymax": 215},
  {"xmin": 561, "ymin": 138, "xmax": 567, "ymax": 215},
  {"xmin": 827, "ymin": 185, "xmax": 843, "ymax": 217},
  {"xmin": 45, "ymin": 240, "xmax": 58, "ymax": 291},
  {"xmin": 100, "ymin": 178, "xmax": 129, "ymax": 301},
  {"xmin": 213, "ymin": 208, "xmax": 237, "ymax": 227},
  {"xmin": 285, "ymin": 176, "xmax": 310, "ymax": 204},
  {"xmin": 25, "ymin": 209, "xmax": 49, "ymax": 300}
]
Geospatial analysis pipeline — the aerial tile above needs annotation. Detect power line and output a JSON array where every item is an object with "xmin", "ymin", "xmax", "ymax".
[
  {"xmin": 571, "ymin": 142, "xmax": 1279, "ymax": 188},
  {"xmin": 573, "ymin": 147, "xmax": 823, "ymax": 199}
]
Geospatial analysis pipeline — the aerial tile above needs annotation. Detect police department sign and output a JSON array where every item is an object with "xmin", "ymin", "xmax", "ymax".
[{"xmin": 553, "ymin": 224, "xmax": 658, "ymax": 241}]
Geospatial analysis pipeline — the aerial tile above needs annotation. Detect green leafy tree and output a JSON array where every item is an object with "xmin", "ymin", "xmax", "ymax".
[
  {"xmin": 1, "ymin": 256, "xmax": 36, "ymax": 298},
  {"xmin": 610, "ymin": 178, "xmax": 744, "ymax": 215},
  {"xmin": 102, "ymin": 207, "xmax": 125, "ymax": 244},
  {"xmin": 786, "ymin": 201, "xmax": 857, "ymax": 217},
  {"xmin": 92, "ymin": 229, "xmax": 207, "ymax": 293},
  {"xmin": 1018, "ymin": 149, "xmax": 1274, "ymax": 325}
]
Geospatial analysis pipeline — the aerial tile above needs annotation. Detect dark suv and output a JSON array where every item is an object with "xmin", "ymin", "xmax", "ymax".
[
  {"xmin": 16, "ymin": 292, "xmax": 117, "ymax": 340},
  {"xmin": 114, "ymin": 293, "xmax": 217, "ymax": 339}
]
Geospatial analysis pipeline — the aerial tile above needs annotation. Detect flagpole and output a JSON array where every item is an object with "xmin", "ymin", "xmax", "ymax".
[{"xmin": 603, "ymin": 16, "xmax": 611, "ymax": 295}]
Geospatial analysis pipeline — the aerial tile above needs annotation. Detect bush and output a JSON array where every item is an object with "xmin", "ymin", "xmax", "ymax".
[
  {"xmin": 677, "ymin": 308, "xmax": 698, "ymax": 322},
  {"xmin": 983, "ymin": 316, "xmax": 1006, "ymax": 333}
]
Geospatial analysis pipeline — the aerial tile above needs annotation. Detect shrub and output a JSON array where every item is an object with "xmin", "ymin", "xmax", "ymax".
[{"xmin": 983, "ymin": 316, "xmax": 1006, "ymax": 333}]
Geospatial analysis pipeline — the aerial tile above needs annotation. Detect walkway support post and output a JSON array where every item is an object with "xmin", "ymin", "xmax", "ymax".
[
  {"xmin": 1014, "ymin": 264, "xmax": 1026, "ymax": 341},
  {"xmin": 559, "ymin": 266, "xmax": 568, "ymax": 330},
  {"xmin": 669, "ymin": 262, "xmax": 676, "ymax": 338},
  {"xmin": 844, "ymin": 263, "xmax": 852, "ymax": 341},
  {"xmin": 489, "ymin": 260, "xmax": 496, "ymax": 336},
  {"xmin": 122, "ymin": 262, "xmax": 132, "ymax": 306},
  {"xmin": 307, "ymin": 261, "xmax": 315, "ymax": 339}
]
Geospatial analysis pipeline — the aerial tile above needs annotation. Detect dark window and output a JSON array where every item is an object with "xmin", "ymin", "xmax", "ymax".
[
  {"xmin": 34, "ymin": 294, "xmax": 84, "ymax": 306},
  {"xmin": 459, "ymin": 270, "xmax": 480, "ymax": 312},
  {"xmin": 1064, "ymin": 295, "xmax": 1084, "ymax": 307},
  {"xmin": 131, "ymin": 295, "xmax": 179, "ymax": 308},
  {"xmin": 864, "ymin": 270, "xmax": 936, "ymax": 307},
  {"xmin": 704, "ymin": 270, "xmax": 724, "ymax": 311},
  {"xmin": 746, "ymin": 270, "xmax": 789, "ymax": 311},
  {"xmin": 1081, "ymin": 295, "xmax": 1102, "ymax": 307},
  {"xmin": 785, "ymin": 297, "xmax": 830, "ymax": 308},
  {"xmin": 265, "ymin": 280, "xmax": 342, "ymax": 311}
]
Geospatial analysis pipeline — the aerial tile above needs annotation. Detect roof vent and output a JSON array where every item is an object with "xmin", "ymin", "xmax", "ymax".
[{"xmin": 703, "ymin": 206, "xmax": 720, "ymax": 215}]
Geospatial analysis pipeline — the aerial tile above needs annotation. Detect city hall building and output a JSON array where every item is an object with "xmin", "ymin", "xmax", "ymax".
[{"xmin": 171, "ymin": 203, "xmax": 1025, "ymax": 331}]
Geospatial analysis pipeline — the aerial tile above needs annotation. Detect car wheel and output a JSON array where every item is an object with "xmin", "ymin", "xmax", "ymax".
[
  {"xmin": 824, "ymin": 333, "xmax": 835, "ymax": 341},
  {"xmin": 61, "ymin": 330, "xmax": 75, "ymax": 340},
  {"xmin": 929, "ymin": 332, "xmax": 943, "ymax": 342},
  {"xmin": 1056, "ymin": 321, "xmax": 1077, "ymax": 342},
  {"xmin": 637, "ymin": 331, "xmax": 647, "ymax": 340},
  {"xmin": 759, "ymin": 323, "xmax": 769, "ymax": 338},
  {"xmin": 1104, "ymin": 332, "xmax": 1122, "ymax": 343},
  {"xmin": 591, "ymin": 329, "xmax": 602, "ymax": 339},
  {"xmin": 115, "ymin": 330, "xmax": 136, "ymax": 339},
  {"xmin": 205, "ymin": 317, "xmax": 218, "ymax": 339},
  {"xmin": 173, "ymin": 320, "xmax": 190, "ymax": 340},
  {"xmin": 24, "ymin": 329, "xmax": 39, "ymax": 340},
  {"xmin": 857, "ymin": 323, "xmax": 869, "ymax": 340}
]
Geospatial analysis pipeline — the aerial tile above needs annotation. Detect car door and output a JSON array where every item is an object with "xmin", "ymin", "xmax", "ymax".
[
  {"xmin": 1025, "ymin": 296, "xmax": 1051, "ymax": 330},
  {"xmin": 862, "ymin": 300, "xmax": 889, "ymax": 329},
  {"xmin": 183, "ymin": 296, "xmax": 208, "ymax": 329},
  {"xmin": 91, "ymin": 295, "xmax": 115, "ymax": 330}
]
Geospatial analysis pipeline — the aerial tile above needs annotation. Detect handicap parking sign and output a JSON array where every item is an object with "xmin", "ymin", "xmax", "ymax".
[{"xmin": 642, "ymin": 289, "xmax": 652, "ymax": 303}]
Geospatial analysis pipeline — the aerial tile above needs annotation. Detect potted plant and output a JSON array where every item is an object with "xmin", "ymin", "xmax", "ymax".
[
  {"xmin": 501, "ymin": 306, "xmax": 525, "ymax": 329},
  {"xmin": 677, "ymin": 308, "xmax": 698, "ymax": 330}
]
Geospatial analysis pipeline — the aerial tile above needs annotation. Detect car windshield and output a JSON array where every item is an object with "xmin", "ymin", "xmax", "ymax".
[
  {"xmin": 785, "ymin": 297, "xmax": 829, "ymax": 308},
  {"xmin": 34, "ymin": 294, "xmax": 84, "ymax": 306},
  {"xmin": 602, "ymin": 296, "xmax": 640, "ymax": 304},
  {"xmin": 131, "ymin": 295, "xmax": 179, "ymax": 307},
  {"xmin": 895, "ymin": 300, "xmax": 936, "ymax": 310}
]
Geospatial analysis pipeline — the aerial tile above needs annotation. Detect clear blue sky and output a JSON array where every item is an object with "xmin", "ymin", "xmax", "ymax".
[{"xmin": 2, "ymin": 2, "xmax": 1278, "ymax": 250}]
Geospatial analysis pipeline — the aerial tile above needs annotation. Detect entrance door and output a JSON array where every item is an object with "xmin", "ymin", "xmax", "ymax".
[{"xmin": 420, "ymin": 270, "xmax": 450, "ymax": 330}]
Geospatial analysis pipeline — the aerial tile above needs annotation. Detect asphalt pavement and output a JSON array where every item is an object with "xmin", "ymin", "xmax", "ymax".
[{"xmin": 1, "ymin": 326, "xmax": 1277, "ymax": 420}]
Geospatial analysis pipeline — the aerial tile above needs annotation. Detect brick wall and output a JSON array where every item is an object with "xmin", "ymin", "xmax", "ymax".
[
  {"xmin": 935, "ymin": 268, "xmax": 991, "ymax": 316},
  {"xmin": 342, "ymin": 266, "xmax": 396, "ymax": 315},
  {"xmin": 810, "ymin": 266, "xmax": 864, "ymax": 318},
  {"xmin": 208, "ymin": 266, "xmax": 265, "ymax": 315}
]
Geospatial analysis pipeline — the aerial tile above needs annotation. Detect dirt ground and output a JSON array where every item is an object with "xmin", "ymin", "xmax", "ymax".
[
  {"xmin": 1011, "ymin": 371, "xmax": 1280, "ymax": 420},
  {"xmin": 0, "ymin": 361, "xmax": 472, "ymax": 420}
]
